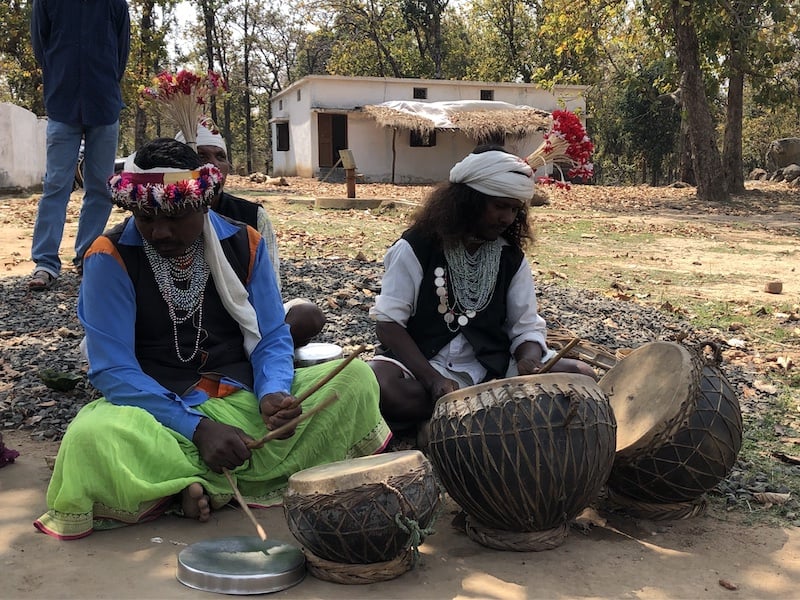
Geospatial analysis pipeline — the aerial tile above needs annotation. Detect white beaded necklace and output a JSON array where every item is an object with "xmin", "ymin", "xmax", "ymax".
[
  {"xmin": 436, "ymin": 239, "xmax": 502, "ymax": 331},
  {"xmin": 143, "ymin": 237, "xmax": 210, "ymax": 362}
]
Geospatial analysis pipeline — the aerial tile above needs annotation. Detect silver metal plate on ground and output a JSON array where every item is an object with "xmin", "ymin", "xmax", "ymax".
[{"xmin": 176, "ymin": 536, "xmax": 306, "ymax": 595}]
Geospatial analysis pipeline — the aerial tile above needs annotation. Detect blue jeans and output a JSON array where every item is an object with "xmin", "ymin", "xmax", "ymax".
[{"xmin": 31, "ymin": 119, "xmax": 119, "ymax": 277}]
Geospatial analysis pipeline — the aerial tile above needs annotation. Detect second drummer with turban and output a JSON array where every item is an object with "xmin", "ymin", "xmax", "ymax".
[{"xmin": 368, "ymin": 145, "xmax": 594, "ymax": 442}]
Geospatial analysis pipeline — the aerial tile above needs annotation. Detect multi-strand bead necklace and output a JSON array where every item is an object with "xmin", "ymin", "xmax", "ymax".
[
  {"xmin": 436, "ymin": 239, "xmax": 502, "ymax": 332},
  {"xmin": 143, "ymin": 237, "xmax": 210, "ymax": 362}
]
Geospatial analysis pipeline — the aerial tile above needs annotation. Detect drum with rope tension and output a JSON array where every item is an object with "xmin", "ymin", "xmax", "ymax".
[
  {"xmin": 427, "ymin": 373, "xmax": 616, "ymax": 551},
  {"xmin": 598, "ymin": 341, "xmax": 742, "ymax": 509},
  {"xmin": 283, "ymin": 450, "xmax": 440, "ymax": 583}
]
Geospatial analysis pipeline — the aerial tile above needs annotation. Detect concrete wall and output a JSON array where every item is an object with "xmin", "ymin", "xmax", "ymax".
[
  {"xmin": 270, "ymin": 76, "xmax": 587, "ymax": 183},
  {"xmin": 0, "ymin": 103, "xmax": 47, "ymax": 191}
]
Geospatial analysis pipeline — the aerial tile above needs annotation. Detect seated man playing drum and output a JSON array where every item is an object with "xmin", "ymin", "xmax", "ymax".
[
  {"xmin": 368, "ymin": 145, "xmax": 594, "ymax": 437},
  {"xmin": 177, "ymin": 118, "xmax": 325, "ymax": 348},
  {"xmin": 34, "ymin": 138, "xmax": 391, "ymax": 540}
]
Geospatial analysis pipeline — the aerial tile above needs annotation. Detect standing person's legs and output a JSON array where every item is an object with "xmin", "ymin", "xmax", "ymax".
[
  {"xmin": 30, "ymin": 120, "xmax": 83, "ymax": 282},
  {"xmin": 74, "ymin": 121, "xmax": 119, "ymax": 270}
]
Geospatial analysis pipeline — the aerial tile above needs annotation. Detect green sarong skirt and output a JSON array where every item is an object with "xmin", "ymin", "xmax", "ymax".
[{"xmin": 34, "ymin": 359, "xmax": 391, "ymax": 539}]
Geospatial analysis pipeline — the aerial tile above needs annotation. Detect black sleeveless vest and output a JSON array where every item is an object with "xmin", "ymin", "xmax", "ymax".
[
  {"xmin": 104, "ymin": 217, "xmax": 254, "ymax": 395},
  {"xmin": 216, "ymin": 192, "xmax": 260, "ymax": 228},
  {"xmin": 402, "ymin": 228, "xmax": 524, "ymax": 380}
]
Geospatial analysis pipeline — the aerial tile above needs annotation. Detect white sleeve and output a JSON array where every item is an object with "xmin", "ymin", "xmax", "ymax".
[
  {"xmin": 257, "ymin": 205, "xmax": 281, "ymax": 290},
  {"xmin": 504, "ymin": 255, "xmax": 548, "ymax": 354},
  {"xmin": 369, "ymin": 239, "xmax": 422, "ymax": 326}
]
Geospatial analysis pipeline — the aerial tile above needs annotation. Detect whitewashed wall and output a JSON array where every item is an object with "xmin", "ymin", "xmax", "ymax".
[{"xmin": 0, "ymin": 103, "xmax": 47, "ymax": 191}]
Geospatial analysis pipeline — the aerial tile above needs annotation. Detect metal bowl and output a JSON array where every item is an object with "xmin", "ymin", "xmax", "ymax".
[
  {"xmin": 176, "ymin": 536, "xmax": 305, "ymax": 595},
  {"xmin": 294, "ymin": 342, "xmax": 343, "ymax": 367}
]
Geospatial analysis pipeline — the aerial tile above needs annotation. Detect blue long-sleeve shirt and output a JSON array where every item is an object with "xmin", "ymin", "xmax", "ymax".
[
  {"xmin": 31, "ymin": 0, "xmax": 130, "ymax": 125},
  {"xmin": 78, "ymin": 212, "xmax": 295, "ymax": 440}
]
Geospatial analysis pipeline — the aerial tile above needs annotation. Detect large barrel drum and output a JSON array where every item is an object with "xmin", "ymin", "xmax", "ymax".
[
  {"xmin": 599, "ymin": 341, "xmax": 743, "ymax": 504},
  {"xmin": 427, "ymin": 373, "xmax": 616, "ymax": 544}
]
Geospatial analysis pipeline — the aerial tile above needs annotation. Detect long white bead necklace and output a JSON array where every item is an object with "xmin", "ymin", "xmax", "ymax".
[
  {"xmin": 437, "ymin": 239, "xmax": 502, "ymax": 332},
  {"xmin": 143, "ymin": 237, "xmax": 210, "ymax": 362}
]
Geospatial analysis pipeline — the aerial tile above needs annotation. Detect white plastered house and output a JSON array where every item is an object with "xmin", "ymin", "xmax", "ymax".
[{"xmin": 269, "ymin": 75, "xmax": 587, "ymax": 183}]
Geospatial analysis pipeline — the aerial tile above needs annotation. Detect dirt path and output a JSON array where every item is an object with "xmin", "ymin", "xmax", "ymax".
[{"xmin": 3, "ymin": 431, "xmax": 799, "ymax": 599}]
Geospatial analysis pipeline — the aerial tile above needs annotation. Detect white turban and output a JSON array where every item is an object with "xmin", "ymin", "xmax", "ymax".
[
  {"xmin": 449, "ymin": 150, "xmax": 534, "ymax": 203},
  {"xmin": 175, "ymin": 118, "xmax": 227, "ymax": 153}
]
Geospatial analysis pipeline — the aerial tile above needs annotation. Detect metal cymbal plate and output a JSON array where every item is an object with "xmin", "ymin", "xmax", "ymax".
[{"xmin": 176, "ymin": 536, "xmax": 305, "ymax": 595}]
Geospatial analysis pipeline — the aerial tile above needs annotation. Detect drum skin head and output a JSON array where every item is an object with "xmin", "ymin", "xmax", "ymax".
[
  {"xmin": 599, "ymin": 342, "xmax": 692, "ymax": 455},
  {"xmin": 286, "ymin": 450, "xmax": 428, "ymax": 495},
  {"xmin": 437, "ymin": 373, "xmax": 602, "ymax": 420},
  {"xmin": 176, "ymin": 536, "xmax": 305, "ymax": 595},
  {"xmin": 284, "ymin": 450, "xmax": 439, "ymax": 564}
]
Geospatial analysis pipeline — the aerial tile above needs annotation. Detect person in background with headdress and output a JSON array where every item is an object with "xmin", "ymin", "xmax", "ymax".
[
  {"xmin": 368, "ymin": 145, "xmax": 595, "ymax": 440},
  {"xmin": 34, "ymin": 138, "xmax": 390, "ymax": 540},
  {"xmin": 176, "ymin": 118, "xmax": 325, "ymax": 348}
]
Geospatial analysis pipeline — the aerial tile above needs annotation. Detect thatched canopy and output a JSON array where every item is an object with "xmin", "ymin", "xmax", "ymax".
[
  {"xmin": 449, "ymin": 108, "xmax": 550, "ymax": 140},
  {"xmin": 362, "ymin": 100, "xmax": 552, "ymax": 142},
  {"xmin": 362, "ymin": 104, "xmax": 437, "ymax": 134}
]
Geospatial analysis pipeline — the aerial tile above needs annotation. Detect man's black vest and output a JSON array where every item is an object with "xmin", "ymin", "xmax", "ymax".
[
  {"xmin": 401, "ymin": 228, "xmax": 524, "ymax": 380},
  {"xmin": 104, "ymin": 217, "xmax": 254, "ymax": 395},
  {"xmin": 215, "ymin": 192, "xmax": 260, "ymax": 228}
]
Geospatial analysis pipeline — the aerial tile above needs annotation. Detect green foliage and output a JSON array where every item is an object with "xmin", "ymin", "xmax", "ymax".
[
  {"xmin": 294, "ymin": 29, "xmax": 336, "ymax": 79},
  {"xmin": 2, "ymin": 0, "xmax": 799, "ymax": 183},
  {"xmin": 533, "ymin": 0, "xmax": 628, "ymax": 87},
  {"xmin": 462, "ymin": 0, "xmax": 539, "ymax": 83},
  {"xmin": 740, "ymin": 86, "xmax": 800, "ymax": 173},
  {"xmin": 0, "ymin": 0, "xmax": 42, "ymax": 114},
  {"xmin": 321, "ymin": 0, "xmax": 422, "ymax": 78}
]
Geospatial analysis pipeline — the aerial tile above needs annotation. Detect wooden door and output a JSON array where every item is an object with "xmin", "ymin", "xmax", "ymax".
[
  {"xmin": 318, "ymin": 114, "xmax": 334, "ymax": 168},
  {"xmin": 318, "ymin": 114, "xmax": 348, "ymax": 168}
]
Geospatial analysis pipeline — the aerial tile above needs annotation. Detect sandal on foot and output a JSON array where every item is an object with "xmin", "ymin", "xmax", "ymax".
[{"xmin": 28, "ymin": 270, "xmax": 56, "ymax": 291}]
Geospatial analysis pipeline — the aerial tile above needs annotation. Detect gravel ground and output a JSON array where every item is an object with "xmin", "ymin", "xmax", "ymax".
[{"xmin": 1, "ymin": 256, "xmax": 797, "ymax": 521}]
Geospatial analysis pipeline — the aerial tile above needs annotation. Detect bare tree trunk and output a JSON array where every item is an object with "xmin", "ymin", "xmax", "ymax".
[
  {"xmin": 134, "ymin": 0, "xmax": 155, "ymax": 149},
  {"xmin": 670, "ymin": 0, "xmax": 728, "ymax": 202},
  {"xmin": 678, "ymin": 122, "xmax": 694, "ymax": 184},
  {"xmin": 723, "ymin": 26, "xmax": 746, "ymax": 194},
  {"xmin": 200, "ymin": 0, "xmax": 218, "ymax": 123},
  {"xmin": 243, "ymin": 0, "xmax": 253, "ymax": 174}
]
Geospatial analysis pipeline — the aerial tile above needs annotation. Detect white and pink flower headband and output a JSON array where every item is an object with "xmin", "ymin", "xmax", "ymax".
[{"xmin": 108, "ymin": 158, "xmax": 222, "ymax": 215}]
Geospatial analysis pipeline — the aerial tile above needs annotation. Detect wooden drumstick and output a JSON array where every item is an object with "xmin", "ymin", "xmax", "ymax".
[
  {"xmin": 538, "ymin": 337, "xmax": 581, "ymax": 374},
  {"xmin": 222, "ymin": 467, "xmax": 268, "ymax": 542},
  {"xmin": 287, "ymin": 343, "xmax": 366, "ymax": 410},
  {"xmin": 247, "ymin": 391, "xmax": 340, "ymax": 450}
]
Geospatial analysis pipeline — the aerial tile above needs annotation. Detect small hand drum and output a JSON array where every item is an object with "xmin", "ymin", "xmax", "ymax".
[
  {"xmin": 427, "ymin": 373, "xmax": 616, "ymax": 550},
  {"xmin": 284, "ymin": 450, "xmax": 440, "ymax": 583},
  {"xmin": 599, "ymin": 341, "xmax": 743, "ymax": 504}
]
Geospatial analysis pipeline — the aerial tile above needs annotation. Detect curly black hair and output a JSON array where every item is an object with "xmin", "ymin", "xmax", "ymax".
[
  {"xmin": 409, "ymin": 145, "xmax": 533, "ymax": 250},
  {"xmin": 133, "ymin": 138, "xmax": 202, "ymax": 170}
]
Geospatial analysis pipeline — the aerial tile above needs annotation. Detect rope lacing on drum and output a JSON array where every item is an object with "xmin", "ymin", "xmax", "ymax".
[
  {"xmin": 381, "ymin": 480, "xmax": 439, "ymax": 565},
  {"xmin": 394, "ymin": 513, "xmax": 436, "ymax": 564}
]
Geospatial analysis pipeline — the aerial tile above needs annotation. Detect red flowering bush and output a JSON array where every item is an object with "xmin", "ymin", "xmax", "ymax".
[
  {"xmin": 526, "ymin": 109, "xmax": 594, "ymax": 189},
  {"xmin": 140, "ymin": 69, "xmax": 227, "ymax": 148}
]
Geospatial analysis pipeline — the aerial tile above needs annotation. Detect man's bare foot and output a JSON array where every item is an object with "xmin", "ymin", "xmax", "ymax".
[{"xmin": 182, "ymin": 482, "xmax": 211, "ymax": 522}]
